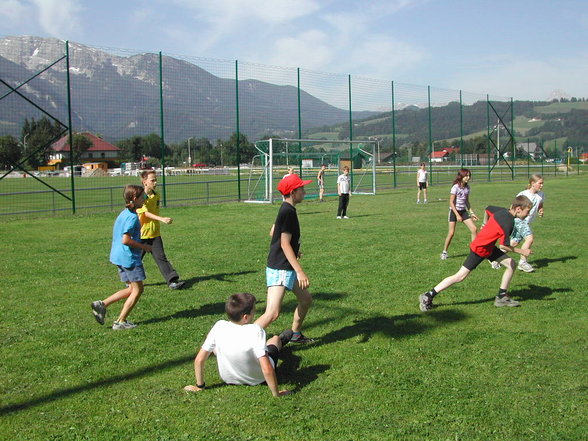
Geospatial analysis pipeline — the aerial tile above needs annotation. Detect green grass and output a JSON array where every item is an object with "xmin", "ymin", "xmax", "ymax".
[{"xmin": 1, "ymin": 176, "xmax": 587, "ymax": 441}]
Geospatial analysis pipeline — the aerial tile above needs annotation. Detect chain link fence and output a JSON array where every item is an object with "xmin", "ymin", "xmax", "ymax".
[{"xmin": 0, "ymin": 37, "xmax": 584, "ymax": 216}]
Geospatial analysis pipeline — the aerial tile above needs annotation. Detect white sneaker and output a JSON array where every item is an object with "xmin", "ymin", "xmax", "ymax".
[
  {"xmin": 440, "ymin": 251, "xmax": 448, "ymax": 260},
  {"xmin": 343, "ymin": 216, "xmax": 349, "ymax": 219},
  {"xmin": 424, "ymin": 199, "xmax": 428, "ymax": 203},
  {"xmin": 518, "ymin": 261, "xmax": 535, "ymax": 273},
  {"xmin": 490, "ymin": 260, "xmax": 501, "ymax": 270},
  {"xmin": 336, "ymin": 216, "xmax": 342, "ymax": 219}
]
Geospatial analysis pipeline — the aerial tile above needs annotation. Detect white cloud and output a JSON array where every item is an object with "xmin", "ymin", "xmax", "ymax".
[
  {"xmin": 0, "ymin": 0, "xmax": 29, "ymax": 22},
  {"xmin": 270, "ymin": 30, "xmax": 333, "ymax": 69},
  {"xmin": 31, "ymin": 0, "xmax": 83, "ymax": 36},
  {"xmin": 448, "ymin": 56, "xmax": 588, "ymax": 100}
]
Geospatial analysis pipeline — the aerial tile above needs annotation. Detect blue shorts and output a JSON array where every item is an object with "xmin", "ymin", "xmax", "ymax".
[
  {"xmin": 266, "ymin": 267, "xmax": 297, "ymax": 291},
  {"xmin": 510, "ymin": 218, "xmax": 533, "ymax": 244},
  {"xmin": 117, "ymin": 264, "xmax": 146, "ymax": 283}
]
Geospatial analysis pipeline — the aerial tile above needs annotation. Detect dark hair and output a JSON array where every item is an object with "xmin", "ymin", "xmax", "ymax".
[
  {"xmin": 420, "ymin": 162, "xmax": 426, "ymax": 167},
  {"xmin": 453, "ymin": 168, "xmax": 471, "ymax": 186},
  {"xmin": 141, "ymin": 170, "xmax": 156, "ymax": 180},
  {"xmin": 123, "ymin": 185, "xmax": 144, "ymax": 209},
  {"xmin": 512, "ymin": 195, "xmax": 533, "ymax": 210},
  {"xmin": 225, "ymin": 292, "xmax": 256, "ymax": 322}
]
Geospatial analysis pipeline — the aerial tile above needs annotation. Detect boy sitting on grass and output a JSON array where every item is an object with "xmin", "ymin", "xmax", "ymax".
[{"xmin": 184, "ymin": 292, "xmax": 292, "ymax": 397}]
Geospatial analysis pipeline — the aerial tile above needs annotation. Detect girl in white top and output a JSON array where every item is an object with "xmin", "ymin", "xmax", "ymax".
[
  {"xmin": 441, "ymin": 168, "xmax": 478, "ymax": 260},
  {"xmin": 512, "ymin": 174, "xmax": 545, "ymax": 272},
  {"xmin": 416, "ymin": 162, "xmax": 428, "ymax": 203}
]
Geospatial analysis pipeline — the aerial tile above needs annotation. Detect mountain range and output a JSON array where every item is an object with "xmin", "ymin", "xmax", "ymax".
[{"xmin": 0, "ymin": 35, "xmax": 373, "ymax": 143}]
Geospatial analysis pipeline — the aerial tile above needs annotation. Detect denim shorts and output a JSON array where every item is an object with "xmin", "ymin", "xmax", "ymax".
[
  {"xmin": 266, "ymin": 267, "xmax": 297, "ymax": 291},
  {"xmin": 117, "ymin": 264, "xmax": 146, "ymax": 283}
]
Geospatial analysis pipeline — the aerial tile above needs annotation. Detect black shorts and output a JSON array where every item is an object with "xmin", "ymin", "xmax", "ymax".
[
  {"xmin": 267, "ymin": 344, "xmax": 279, "ymax": 366},
  {"xmin": 462, "ymin": 248, "xmax": 505, "ymax": 271},
  {"xmin": 448, "ymin": 209, "xmax": 470, "ymax": 222},
  {"xmin": 418, "ymin": 182, "xmax": 427, "ymax": 190}
]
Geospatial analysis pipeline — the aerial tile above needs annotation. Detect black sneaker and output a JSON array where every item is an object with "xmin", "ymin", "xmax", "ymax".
[
  {"xmin": 91, "ymin": 300, "xmax": 107, "ymax": 325},
  {"xmin": 290, "ymin": 332, "xmax": 315, "ymax": 344},
  {"xmin": 419, "ymin": 292, "xmax": 434, "ymax": 312},
  {"xmin": 279, "ymin": 329, "xmax": 294, "ymax": 346}
]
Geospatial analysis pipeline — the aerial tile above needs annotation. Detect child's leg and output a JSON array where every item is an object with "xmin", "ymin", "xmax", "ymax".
[
  {"xmin": 443, "ymin": 221, "xmax": 457, "ymax": 252},
  {"xmin": 117, "ymin": 281, "xmax": 144, "ymax": 322},
  {"xmin": 337, "ymin": 195, "xmax": 344, "ymax": 216},
  {"xmin": 291, "ymin": 283, "xmax": 313, "ymax": 333},
  {"xmin": 255, "ymin": 285, "xmax": 287, "ymax": 329},
  {"xmin": 434, "ymin": 266, "xmax": 471, "ymax": 293},
  {"xmin": 267, "ymin": 335, "xmax": 282, "ymax": 351},
  {"xmin": 423, "ymin": 187, "xmax": 427, "ymax": 201},
  {"xmin": 342, "ymin": 194, "xmax": 349, "ymax": 216},
  {"xmin": 417, "ymin": 188, "xmax": 421, "ymax": 202},
  {"xmin": 103, "ymin": 286, "xmax": 132, "ymax": 307},
  {"xmin": 463, "ymin": 218, "xmax": 478, "ymax": 242},
  {"xmin": 518, "ymin": 234, "xmax": 534, "ymax": 263},
  {"xmin": 150, "ymin": 236, "xmax": 180, "ymax": 284},
  {"xmin": 497, "ymin": 256, "xmax": 516, "ymax": 290}
]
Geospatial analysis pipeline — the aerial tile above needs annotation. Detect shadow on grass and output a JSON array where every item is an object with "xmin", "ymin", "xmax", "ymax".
[
  {"xmin": 293, "ymin": 309, "xmax": 468, "ymax": 350},
  {"xmin": 514, "ymin": 284, "xmax": 573, "ymax": 301},
  {"xmin": 276, "ymin": 350, "xmax": 329, "ymax": 393},
  {"xmin": 140, "ymin": 301, "xmax": 226, "ymax": 325},
  {"xmin": 144, "ymin": 270, "xmax": 257, "ymax": 289},
  {"xmin": 0, "ymin": 354, "xmax": 195, "ymax": 416},
  {"xmin": 531, "ymin": 255, "xmax": 577, "ymax": 269}
]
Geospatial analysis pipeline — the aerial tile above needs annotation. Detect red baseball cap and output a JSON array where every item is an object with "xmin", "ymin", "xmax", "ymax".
[{"xmin": 277, "ymin": 174, "xmax": 313, "ymax": 196}]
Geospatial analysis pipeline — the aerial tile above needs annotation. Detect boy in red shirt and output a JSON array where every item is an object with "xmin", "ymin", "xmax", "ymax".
[{"xmin": 419, "ymin": 195, "xmax": 533, "ymax": 310}]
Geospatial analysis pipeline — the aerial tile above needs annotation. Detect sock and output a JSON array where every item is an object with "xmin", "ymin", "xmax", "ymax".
[
  {"xmin": 498, "ymin": 288, "xmax": 507, "ymax": 298},
  {"xmin": 519, "ymin": 256, "xmax": 527, "ymax": 263},
  {"xmin": 292, "ymin": 331, "xmax": 301, "ymax": 340},
  {"xmin": 429, "ymin": 288, "xmax": 438, "ymax": 298}
]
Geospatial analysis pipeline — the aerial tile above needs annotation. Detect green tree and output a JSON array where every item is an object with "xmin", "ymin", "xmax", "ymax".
[
  {"xmin": 0, "ymin": 135, "xmax": 22, "ymax": 169},
  {"xmin": 21, "ymin": 117, "xmax": 64, "ymax": 168},
  {"xmin": 71, "ymin": 134, "xmax": 93, "ymax": 163}
]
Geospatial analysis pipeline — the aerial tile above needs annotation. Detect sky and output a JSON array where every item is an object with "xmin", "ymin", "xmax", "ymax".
[{"xmin": 2, "ymin": 0, "xmax": 587, "ymax": 101}]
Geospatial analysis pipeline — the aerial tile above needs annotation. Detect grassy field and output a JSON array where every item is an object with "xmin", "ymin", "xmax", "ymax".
[{"xmin": 1, "ymin": 175, "xmax": 586, "ymax": 441}]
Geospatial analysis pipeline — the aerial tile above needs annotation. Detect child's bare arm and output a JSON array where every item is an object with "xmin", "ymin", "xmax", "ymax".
[
  {"xmin": 122, "ymin": 233, "xmax": 152, "ymax": 253},
  {"xmin": 259, "ymin": 355, "xmax": 290, "ymax": 397},
  {"xmin": 280, "ymin": 232, "xmax": 309, "ymax": 289},
  {"xmin": 184, "ymin": 348, "xmax": 211, "ymax": 392},
  {"xmin": 501, "ymin": 244, "xmax": 532, "ymax": 257},
  {"xmin": 143, "ymin": 211, "xmax": 173, "ymax": 224}
]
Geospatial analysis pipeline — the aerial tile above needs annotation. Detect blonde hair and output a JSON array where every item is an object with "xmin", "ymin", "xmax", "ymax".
[{"xmin": 527, "ymin": 174, "xmax": 543, "ymax": 188}]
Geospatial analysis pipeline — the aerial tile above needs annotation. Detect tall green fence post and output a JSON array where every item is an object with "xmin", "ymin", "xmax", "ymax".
[
  {"xmin": 348, "ymin": 74, "xmax": 353, "ymax": 189},
  {"xmin": 65, "ymin": 41, "xmax": 76, "ymax": 214},
  {"xmin": 297, "ymin": 67, "xmax": 302, "ymax": 176},
  {"xmin": 427, "ymin": 86, "xmax": 432, "ymax": 185},
  {"xmin": 158, "ymin": 52, "xmax": 167, "ymax": 206},
  {"xmin": 235, "ymin": 60, "xmax": 241, "ymax": 200},
  {"xmin": 486, "ymin": 95, "xmax": 491, "ymax": 181},
  {"xmin": 511, "ymin": 97, "xmax": 515, "ymax": 180},
  {"xmin": 391, "ymin": 81, "xmax": 397, "ymax": 188},
  {"xmin": 460, "ymin": 90, "xmax": 464, "ymax": 167}
]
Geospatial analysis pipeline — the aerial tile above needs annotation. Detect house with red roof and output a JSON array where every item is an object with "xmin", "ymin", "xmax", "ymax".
[
  {"xmin": 430, "ymin": 147, "xmax": 460, "ymax": 162},
  {"xmin": 49, "ymin": 133, "xmax": 120, "ymax": 167}
]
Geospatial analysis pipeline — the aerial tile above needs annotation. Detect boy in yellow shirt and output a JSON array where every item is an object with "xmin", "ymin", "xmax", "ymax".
[{"xmin": 137, "ymin": 170, "xmax": 185, "ymax": 290}]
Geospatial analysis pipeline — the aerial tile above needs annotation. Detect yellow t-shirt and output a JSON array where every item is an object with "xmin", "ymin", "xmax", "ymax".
[{"xmin": 137, "ymin": 192, "xmax": 161, "ymax": 239}]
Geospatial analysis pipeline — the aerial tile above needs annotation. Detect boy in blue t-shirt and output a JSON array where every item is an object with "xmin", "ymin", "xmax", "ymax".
[{"xmin": 91, "ymin": 185, "xmax": 152, "ymax": 330}]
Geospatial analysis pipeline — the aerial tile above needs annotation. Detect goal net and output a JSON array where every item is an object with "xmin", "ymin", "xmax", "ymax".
[{"xmin": 245, "ymin": 138, "xmax": 376, "ymax": 203}]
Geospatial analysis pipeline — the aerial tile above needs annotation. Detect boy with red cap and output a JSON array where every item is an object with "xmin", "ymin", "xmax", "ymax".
[{"xmin": 255, "ymin": 174, "xmax": 314, "ymax": 343}]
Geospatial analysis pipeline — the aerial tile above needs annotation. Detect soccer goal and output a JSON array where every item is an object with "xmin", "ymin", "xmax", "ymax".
[{"xmin": 245, "ymin": 138, "xmax": 376, "ymax": 203}]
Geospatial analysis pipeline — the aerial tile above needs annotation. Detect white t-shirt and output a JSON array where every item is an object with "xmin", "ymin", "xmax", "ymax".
[
  {"xmin": 517, "ymin": 189, "xmax": 545, "ymax": 224},
  {"xmin": 450, "ymin": 184, "xmax": 470, "ymax": 211},
  {"xmin": 201, "ymin": 320, "xmax": 271, "ymax": 385},
  {"xmin": 337, "ymin": 174, "xmax": 350, "ymax": 194},
  {"xmin": 417, "ymin": 169, "xmax": 427, "ymax": 183}
]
